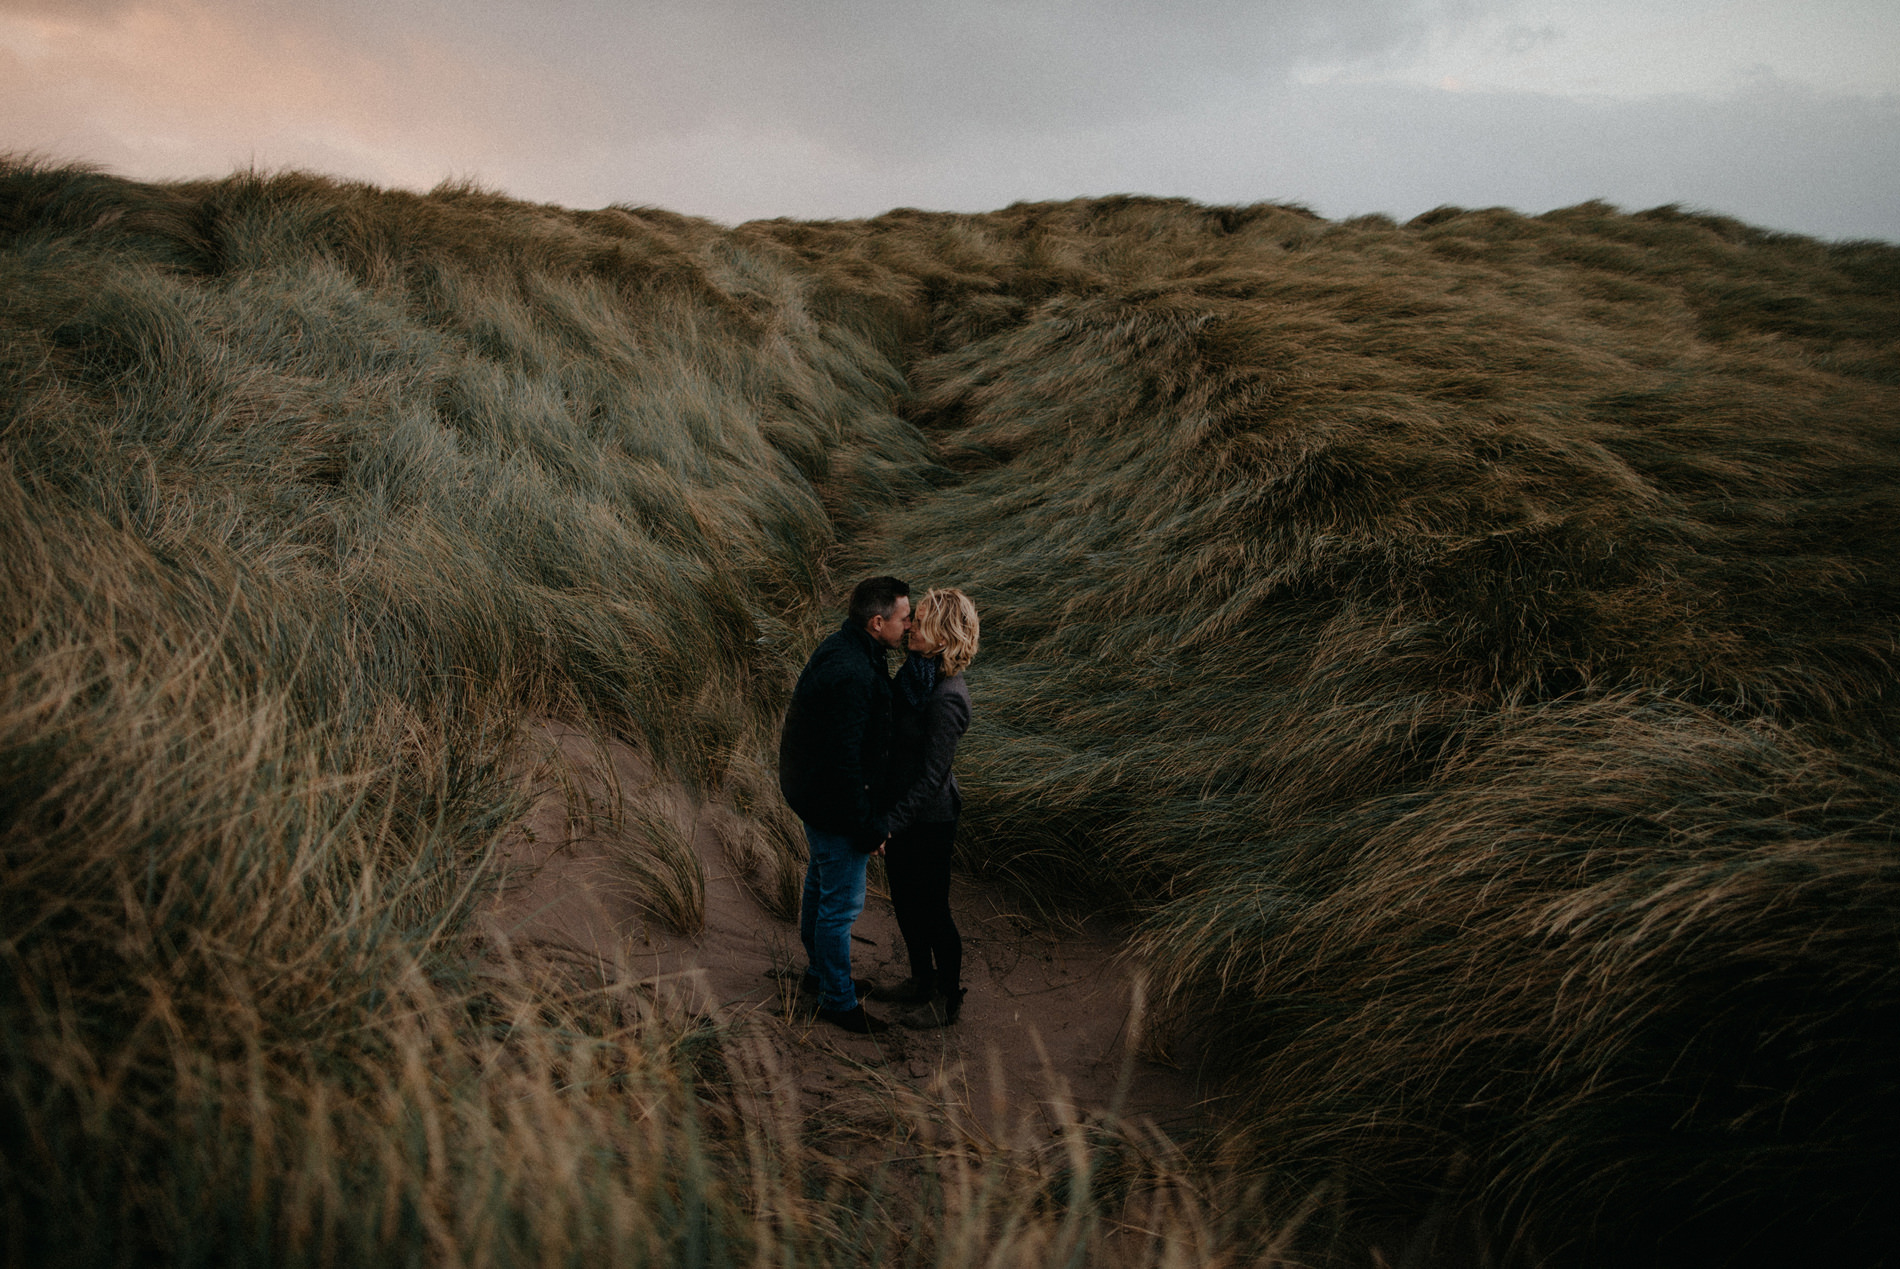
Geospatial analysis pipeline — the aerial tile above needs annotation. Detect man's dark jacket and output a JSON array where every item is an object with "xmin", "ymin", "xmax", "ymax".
[{"xmin": 778, "ymin": 619, "xmax": 894, "ymax": 851}]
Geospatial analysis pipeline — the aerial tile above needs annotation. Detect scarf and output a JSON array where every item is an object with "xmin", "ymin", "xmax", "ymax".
[{"xmin": 897, "ymin": 651, "xmax": 940, "ymax": 710}]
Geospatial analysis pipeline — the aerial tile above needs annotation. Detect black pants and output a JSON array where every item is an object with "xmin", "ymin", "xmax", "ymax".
[{"xmin": 885, "ymin": 819, "xmax": 962, "ymax": 992}]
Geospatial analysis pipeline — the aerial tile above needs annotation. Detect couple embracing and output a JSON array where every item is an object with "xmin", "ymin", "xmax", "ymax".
[{"xmin": 777, "ymin": 576, "xmax": 980, "ymax": 1034}]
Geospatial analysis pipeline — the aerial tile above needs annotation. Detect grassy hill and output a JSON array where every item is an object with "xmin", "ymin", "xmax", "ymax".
[{"xmin": 4, "ymin": 158, "xmax": 1898, "ymax": 1265}]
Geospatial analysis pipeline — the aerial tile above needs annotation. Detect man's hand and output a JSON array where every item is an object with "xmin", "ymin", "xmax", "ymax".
[{"xmin": 873, "ymin": 839, "xmax": 888, "ymax": 857}]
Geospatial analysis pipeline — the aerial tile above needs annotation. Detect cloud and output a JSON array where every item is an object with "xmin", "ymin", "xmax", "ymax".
[
  {"xmin": 622, "ymin": 72, "xmax": 1900, "ymax": 243},
  {"xmin": 285, "ymin": 0, "xmax": 1503, "ymax": 148},
  {"xmin": 1, "ymin": 0, "xmax": 1506, "ymax": 203},
  {"xmin": 568, "ymin": 57, "xmax": 1900, "ymax": 242},
  {"xmin": 1218, "ymin": 76, "xmax": 1900, "ymax": 241},
  {"xmin": 2, "ymin": 0, "xmax": 1893, "ymax": 242},
  {"xmin": 0, "ymin": 0, "xmax": 141, "ymax": 15},
  {"xmin": 1308, "ymin": 0, "xmax": 1900, "ymax": 100},
  {"xmin": 0, "ymin": 0, "xmax": 580, "ymax": 188}
]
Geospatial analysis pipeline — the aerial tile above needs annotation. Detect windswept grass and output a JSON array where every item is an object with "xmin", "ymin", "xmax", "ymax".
[
  {"xmin": 719, "ymin": 752, "xmax": 812, "ymax": 924},
  {"xmin": 614, "ymin": 790, "xmax": 710, "ymax": 938},
  {"xmin": 0, "ymin": 158, "xmax": 922, "ymax": 1264},
  {"xmin": 826, "ymin": 195, "xmax": 1900, "ymax": 1262},
  {"xmin": 5, "ymin": 160, "xmax": 1899, "ymax": 1264}
]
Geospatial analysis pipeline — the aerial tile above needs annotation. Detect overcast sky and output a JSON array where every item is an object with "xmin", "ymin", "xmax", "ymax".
[{"xmin": 3, "ymin": 0, "xmax": 1896, "ymax": 241}]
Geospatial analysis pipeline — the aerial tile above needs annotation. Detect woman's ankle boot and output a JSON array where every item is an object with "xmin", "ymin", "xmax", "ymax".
[{"xmin": 902, "ymin": 986, "xmax": 965, "ymax": 1029}]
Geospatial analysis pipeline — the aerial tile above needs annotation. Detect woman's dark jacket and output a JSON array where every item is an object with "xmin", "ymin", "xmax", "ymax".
[
  {"xmin": 886, "ymin": 655, "xmax": 971, "ymax": 835},
  {"xmin": 778, "ymin": 619, "xmax": 894, "ymax": 851}
]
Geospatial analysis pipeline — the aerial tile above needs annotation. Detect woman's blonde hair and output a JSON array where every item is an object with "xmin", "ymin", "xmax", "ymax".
[{"xmin": 913, "ymin": 587, "xmax": 980, "ymax": 677}]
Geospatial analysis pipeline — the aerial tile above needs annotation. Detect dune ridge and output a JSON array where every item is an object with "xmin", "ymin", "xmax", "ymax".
[{"xmin": 4, "ymin": 159, "xmax": 1898, "ymax": 1265}]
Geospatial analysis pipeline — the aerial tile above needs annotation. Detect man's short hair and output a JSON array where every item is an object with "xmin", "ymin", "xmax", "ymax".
[{"xmin": 848, "ymin": 575, "xmax": 910, "ymax": 627}]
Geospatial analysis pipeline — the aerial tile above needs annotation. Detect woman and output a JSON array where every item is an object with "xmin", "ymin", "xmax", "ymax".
[{"xmin": 870, "ymin": 587, "xmax": 979, "ymax": 1027}]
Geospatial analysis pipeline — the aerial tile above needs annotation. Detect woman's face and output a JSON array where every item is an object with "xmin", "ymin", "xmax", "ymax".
[{"xmin": 907, "ymin": 609, "xmax": 943, "ymax": 655}]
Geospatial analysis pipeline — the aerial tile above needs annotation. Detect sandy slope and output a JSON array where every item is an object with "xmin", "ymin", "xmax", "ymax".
[{"xmin": 481, "ymin": 721, "xmax": 1203, "ymax": 1143}]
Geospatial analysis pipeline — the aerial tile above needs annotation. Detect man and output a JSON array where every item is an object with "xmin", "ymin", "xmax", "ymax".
[{"xmin": 778, "ymin": 575, "xmax": 910, "ymax": 1034}]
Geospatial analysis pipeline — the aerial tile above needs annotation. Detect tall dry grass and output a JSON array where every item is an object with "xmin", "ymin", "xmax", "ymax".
[
  {"xmin": 0, "ymin": 609, "xmax": 1269, "ymax": 1266},
  {"xmin": 814, "ymin": 195, "xmax": 1900, "ymax": 1262},
  {"xmin": 6, "ymin": 158, "xmax": 1900, "ymax": 1263},
  {"xmin": 1, "ymin": 160, "xmax": 1295, "ymax": 1266}
]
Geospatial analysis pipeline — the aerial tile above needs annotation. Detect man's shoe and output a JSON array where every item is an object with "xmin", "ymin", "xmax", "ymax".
[
  {"xmin": 868, "ymin": 976, "xmax": 934, "ymax": 1004},
  {"xmin": 799, "ymin": 974, "xmax": 870, "ymax": 1002},
  {"xmin": 817, "ymin": 1004, "xmax": 890, "ymax": 1035}
]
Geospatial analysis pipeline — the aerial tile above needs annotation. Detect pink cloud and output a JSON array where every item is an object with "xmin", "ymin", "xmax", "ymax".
[{"xmin": 0, "ymin": 1, "xmax": 577, "ymax": 193}]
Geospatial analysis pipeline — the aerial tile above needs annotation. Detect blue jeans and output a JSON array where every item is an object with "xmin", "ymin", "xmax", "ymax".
[{"xmin": 798, "ymin": 824, "xmax": 869, "ymax": 1012}]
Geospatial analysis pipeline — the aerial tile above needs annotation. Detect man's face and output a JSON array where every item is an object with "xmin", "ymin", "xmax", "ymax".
[{"xmin": 867, "ymin": 595, "xmax": 911, "ymax": 649}]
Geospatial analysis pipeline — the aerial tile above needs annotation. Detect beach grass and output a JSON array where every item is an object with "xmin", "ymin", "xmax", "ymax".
[{"xmin": 5, "ymin": 158, "xmax": 1898, "ymax": 1264}]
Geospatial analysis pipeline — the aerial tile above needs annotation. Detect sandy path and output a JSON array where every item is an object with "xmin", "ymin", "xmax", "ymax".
[{"xmin": 480, "ymin": 721, "xmax": 1204, "ymax": 1140}]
